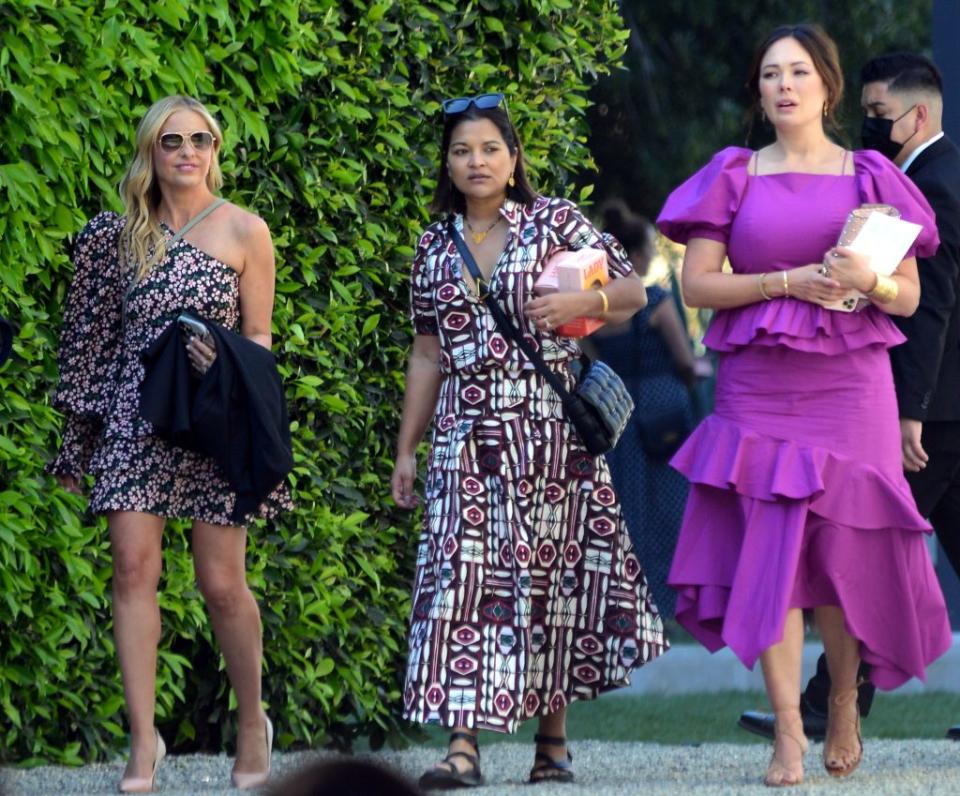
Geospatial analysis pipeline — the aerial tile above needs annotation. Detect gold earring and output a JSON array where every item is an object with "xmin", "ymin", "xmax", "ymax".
[
  {"xmin": 823, "ymin": 102, "xmax": 828, "ymax": 117},
  {"xmin": 508, "ymin": 173, "xmax": 515, "ymax": 187}
]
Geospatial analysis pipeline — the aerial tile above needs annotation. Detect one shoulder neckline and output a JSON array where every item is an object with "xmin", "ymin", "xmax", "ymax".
[{"xmin": 159, "ymin": 221, "xmax": 240, "ymax": 278}]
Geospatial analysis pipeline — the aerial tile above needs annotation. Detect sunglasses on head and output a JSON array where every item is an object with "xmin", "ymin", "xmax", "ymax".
[
  {"xmin": 442, "ymin": 92, "xmax": 507, "ymax": 116},
  {"xmin": 157, "ymin": 131, "xmax": 217, "ymax": 153}
]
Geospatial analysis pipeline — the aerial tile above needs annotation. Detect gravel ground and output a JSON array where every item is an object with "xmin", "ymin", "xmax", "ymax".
[{"xmin": 3, "ymin": 739, "xmax": 959, "ymax": 796}]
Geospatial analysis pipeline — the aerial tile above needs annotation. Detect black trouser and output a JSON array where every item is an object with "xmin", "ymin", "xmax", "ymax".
[
  {"xmin": 804, "ymin": 421, "xmax": 960, "ymax": 716},
  {"xmin": 907, "ymin": 421, "xmax": 960, "ymax": 578}
]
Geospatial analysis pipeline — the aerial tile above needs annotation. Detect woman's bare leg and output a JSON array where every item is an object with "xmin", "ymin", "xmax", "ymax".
[
  {"xmin": 759, "ymin": 608, "xmax": 808, "ymax": 785},
  {"xmin": 192, "ymin": 520, "xmax": 268, "ymax": 774},
  {"xmin": 109, "ymin": 511, "xmax": 165, "ymax": 781},
  {"xmin": 815, "ymin": 605, "xmax": 863, "ymax": 773}
]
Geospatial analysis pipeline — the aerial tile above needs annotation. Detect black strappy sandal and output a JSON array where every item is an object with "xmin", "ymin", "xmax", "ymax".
[
  {"xmin": 529, "ymin": 733, "xmax": 574, "ymax": 784},
  {"xmin": 419, "ymin": 731, "xmax": 485, "ymax": 790}
]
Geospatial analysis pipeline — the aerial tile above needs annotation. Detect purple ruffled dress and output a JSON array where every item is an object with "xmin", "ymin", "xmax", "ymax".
[{"xmin": 656, "ymin": 147, "xmax": 952, "ymax": 689}]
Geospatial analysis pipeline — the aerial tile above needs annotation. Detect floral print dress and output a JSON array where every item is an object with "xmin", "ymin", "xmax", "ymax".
[
  {"xmin": 402, "ymin": 197, "xmax": 667, "ymax": 733},
  {"xmin": 50, "ymin": 211, "xmax": 290, "ymax": 526}
]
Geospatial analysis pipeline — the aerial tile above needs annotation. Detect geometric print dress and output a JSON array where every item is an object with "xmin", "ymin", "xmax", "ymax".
[
  {"xmin": 403, "ymin": 197, "xmax": 667, "ymax": 733},
  {"xmin": 49, "ymin": 211, "xmax": 291, "ymax": 526}
]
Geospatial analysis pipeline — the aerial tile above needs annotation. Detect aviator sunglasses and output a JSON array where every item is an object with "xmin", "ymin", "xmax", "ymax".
[
  {"xmin": 157, "ymin": 130, "xmax": 217, "ymax": 153},
  {"xmin": 441, "ymin": 92, "xmax": 507, "ymax": 115}
]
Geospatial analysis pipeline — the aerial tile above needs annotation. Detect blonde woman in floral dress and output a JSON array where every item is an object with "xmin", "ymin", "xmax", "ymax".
[{"xmin": 50, "ymin": 96, "xmax": 288, "ymax": 792}]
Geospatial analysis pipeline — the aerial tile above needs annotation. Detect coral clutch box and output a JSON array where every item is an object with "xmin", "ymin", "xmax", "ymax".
[{"xmin": 534, "ymin": 248, "xmax": 609, "ymax": 337}]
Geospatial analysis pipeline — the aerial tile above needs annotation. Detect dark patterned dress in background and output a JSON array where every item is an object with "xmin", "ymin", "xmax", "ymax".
[
  {"xmin": 50, "ymin": 211, "xmax": 290, "ymax": 526},
  {"xmin": 403, "ymin": 197, "xmax": 667, "ymax": 733},
  {"xmin": 590, "ymin": 285, "xmax": 694, "ymax": 619}
]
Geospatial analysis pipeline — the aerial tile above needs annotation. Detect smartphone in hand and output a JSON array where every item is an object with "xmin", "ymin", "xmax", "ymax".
[{"xmin": 177, "ymin": 314, "xmax": 215, "ymax": 349}]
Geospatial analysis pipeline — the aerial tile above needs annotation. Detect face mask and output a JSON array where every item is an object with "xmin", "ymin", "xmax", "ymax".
[{"xmin": 861, "ymin": 104, "xmax": 918, "ymax": 161}]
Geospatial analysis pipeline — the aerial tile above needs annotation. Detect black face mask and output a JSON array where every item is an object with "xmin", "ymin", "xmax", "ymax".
[{"xmin": 861, "ymin": 105, "xmax": 917, "ymax": 161}]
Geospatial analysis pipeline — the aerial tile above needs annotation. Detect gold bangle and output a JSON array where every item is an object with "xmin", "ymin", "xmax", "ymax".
[
  {"xmin": 867, "ymin": 274, "xmax": 899, "ymax": 304},
  {"xmin": 596, "ymin": 288, "xmax": 609, "ymax": 317},
  {"xmin": 758, "ymin": 273, "xmax": 773, "ymax": 301},
  {"xmin": 782, "ymin": 270, "xmax": 789, "ymax": 298}
]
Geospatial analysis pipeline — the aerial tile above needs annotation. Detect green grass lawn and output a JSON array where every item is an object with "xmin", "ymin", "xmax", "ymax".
[{"xmin": 413, "ymin": 691, "xmax": 960, "ymax": 747}]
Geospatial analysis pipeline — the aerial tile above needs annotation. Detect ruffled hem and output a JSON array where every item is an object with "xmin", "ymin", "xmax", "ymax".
[
  {"xmin": 703, "ymin": 300, "xmax": 905, "ymax": 354},
  {"xmin": 671, "ymin": 415, "xmax": 930, "ymax": 533},
  {"xmin": 671, "ymin": 507, "xmax": 951, "ymax": 689}
]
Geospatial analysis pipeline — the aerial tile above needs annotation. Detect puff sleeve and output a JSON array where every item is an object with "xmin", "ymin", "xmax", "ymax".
[
  {"xmin": 854, "ymin": 149, "xmax": 940, "ymax": 259},
  {"xmin": 656, "ymin": 147, "xmax": 752, "ymax": 245},
  {"xmin": 48, "ymin": 212, "xmax": 126, "ymax": 477}
]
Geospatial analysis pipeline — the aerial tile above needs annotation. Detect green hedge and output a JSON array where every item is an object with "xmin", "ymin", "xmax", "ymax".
[{"xmin": 0, "ymin": 0, "xmax": 628, "ymax": 765}]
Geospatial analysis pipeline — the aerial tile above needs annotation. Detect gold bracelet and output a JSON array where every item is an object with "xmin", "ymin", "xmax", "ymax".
[
  {"xmin": 596, "ymin": 287, "xmax": 609, "ymax": 317},
  {"xmin": 867, "ymin": 274, "xmax": 899, "ymax": 304},
  {"xmin": 782, "ymin": 270, "xmax": 789, "ymax": 298},
  {"xmin": 758, "ymin": 273, "xmax": 773, "ymax": 301}
]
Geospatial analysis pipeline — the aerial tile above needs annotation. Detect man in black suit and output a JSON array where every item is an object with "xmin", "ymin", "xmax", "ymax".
[{"xmin": 739, "ymin": 52, "xmax": 960, "ymax": 741}]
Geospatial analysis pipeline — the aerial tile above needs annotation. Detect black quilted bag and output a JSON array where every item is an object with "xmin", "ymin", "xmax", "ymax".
[{"xmin": 448, "ymin": 221, "xmax": 633, "ymax": 455}]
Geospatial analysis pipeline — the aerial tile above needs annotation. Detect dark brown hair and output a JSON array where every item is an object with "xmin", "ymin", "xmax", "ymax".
[
  {"xmin": 600, "ymin": 199, "xmax": 653, "ymax": 255},
  {"xmin": 429, "ymin": 104, "xmax": 538, "ymax": 215},
  {"xmin": 746, "ymin": 23, "xmax": 844, "ymax": 134}
]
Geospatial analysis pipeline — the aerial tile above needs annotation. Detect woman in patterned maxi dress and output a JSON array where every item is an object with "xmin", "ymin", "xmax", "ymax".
[
  {"xmin": 49, "ymin": 96, "xmax": 286, "ymax": 792},
  {"xmin": 391, "ymin": 96, "xmax": 667, "ymax": 789}
]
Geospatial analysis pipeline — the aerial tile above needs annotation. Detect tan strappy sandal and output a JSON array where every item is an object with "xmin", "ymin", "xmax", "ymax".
[
  {"xmin": 765, "ymin": 709, "xmax": 808, "ymax": 787},
  {"xmin": 824, "ymin": 688, "xmax": 863, "ymax": 778}
]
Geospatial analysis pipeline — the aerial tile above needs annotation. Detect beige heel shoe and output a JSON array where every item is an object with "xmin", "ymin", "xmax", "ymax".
[
  {"xmin": 824, "ymin": 688, "xmax": 863, "ymax": 777},
  {"xmin": 118, "ymin": 729, "xmax": 165, "ymax": 793},
  {"xmin": 765, "ymin": 709, "xmax": 808, "ymax": 787},
  {"xmin": 231, "ymin": 714, "xmax": 273, "ymax": 790}
]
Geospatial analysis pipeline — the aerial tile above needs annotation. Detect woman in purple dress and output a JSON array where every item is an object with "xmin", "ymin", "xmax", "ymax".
[{"xmin": 657, "ymin": 25, "xmax": 951, "ymax": 786}]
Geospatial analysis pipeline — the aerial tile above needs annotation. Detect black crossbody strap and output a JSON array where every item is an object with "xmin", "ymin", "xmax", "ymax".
[{"xmin": 447, "ymin": 219, "xmax": 574, "ymax": 403}]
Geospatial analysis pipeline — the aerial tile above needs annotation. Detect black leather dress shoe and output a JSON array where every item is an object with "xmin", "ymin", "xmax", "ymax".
[
  {"xmin": 738, "ymin": 707, "xmax": 827, "ymax": 742},
  {"xmin": 947, "ymin": 725, "xmax": 960, "ymax": 740}
]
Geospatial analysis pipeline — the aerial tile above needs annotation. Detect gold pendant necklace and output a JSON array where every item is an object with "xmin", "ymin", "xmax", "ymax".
[{"xmin": 465, "ymin": 216, "xmax": 501, "ymax": 244}]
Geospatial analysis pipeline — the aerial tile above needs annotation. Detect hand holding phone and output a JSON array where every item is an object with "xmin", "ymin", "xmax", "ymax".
[
  {"xmin": 178, "ymin": 314, "xmax": 214, "ymax": 346},
  {"xmin": 178, "ymin": 314, "xmax": 217, "ymax": 375}
]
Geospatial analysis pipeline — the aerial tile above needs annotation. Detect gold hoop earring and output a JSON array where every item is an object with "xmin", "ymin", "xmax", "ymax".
[{"xmin": 508, "ymin": 173, "xmax": 515, "ymax": 188}]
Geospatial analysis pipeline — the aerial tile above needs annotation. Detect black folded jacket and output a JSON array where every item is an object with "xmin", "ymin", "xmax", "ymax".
[{"xmin": 140, "ymin": 316, "xmax": 293, "ymax": 523}]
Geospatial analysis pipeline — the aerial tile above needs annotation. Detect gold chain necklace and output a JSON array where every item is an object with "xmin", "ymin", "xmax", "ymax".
[{"xmin": 465, "ymin": 215, "xmax": 501, "ymax": 244}]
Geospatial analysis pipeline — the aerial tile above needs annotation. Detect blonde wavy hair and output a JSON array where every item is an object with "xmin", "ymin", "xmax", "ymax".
[{"xmin": 119, "ymin": 96, "xmax": 224, "ymax": 280}]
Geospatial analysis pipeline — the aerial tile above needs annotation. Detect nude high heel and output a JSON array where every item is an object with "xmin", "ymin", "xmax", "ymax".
[
  {"xmin": 231, "ymin": 714, "xmax": 273, "ymax": 790},
  {"xmin": 118, "ymin": 729, "xmax": 165, "ymax": 793}
]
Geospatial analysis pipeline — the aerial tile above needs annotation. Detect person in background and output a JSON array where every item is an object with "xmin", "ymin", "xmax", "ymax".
[
  {"xmin": 266, "ymin": 758, "xmax": 422, "ymax": 796},
  {"xmin": 738, "ymin": 51, "xmax": 960, "ymax": 745},
  {"xmin": 391, "ymin": 92, "xmax": 666, "ymax": 789},
  {"xmin": 657, "ymin": 24, "xmax": 950, "ymax": 786},
  {"xmin": 0, "ymin": 316, "xmax": 11, "ymax": 366},
  {"xmin": 588, "ymin": 200, "xmax": 705, "ymax": 618},
  {"xmin": 49, "ymin": 95, "xmax": 288, "ymax": 792}
]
